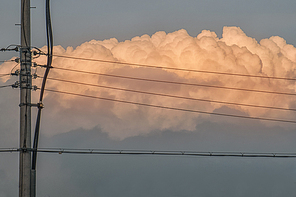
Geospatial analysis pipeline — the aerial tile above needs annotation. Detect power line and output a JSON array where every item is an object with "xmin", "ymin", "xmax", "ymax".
[
  {"xmin": 0, "ymin": 60, "xmax": 15, "ymax": 63},
  {"xmin": 0, "ymin": 44, "xmax": 20, "ymax": 52},
  {"xmin": 34, "ymin": 149, "xmax": 296, "ymax": 158},
  {"xmin": 45, "ymin": 66, "xmax": 296, "ymax": 96},
  {"xmin": 47, "ymin": 54, "xmax": 296, "ymax": 81},
  {"xmin": 42, "ymin": 88, "xmax": 296, "ymax": 124},
  {"xmin": 0, "ymin": 73, "xmax": 11, "ymax": 77},
  {"xmin": 0, "ymin": 84, "xmax": 12, "ymax": 89},
  {"xmin": 32, "ymin": 0, "xmax": 54, "ymax": 174},
  {"xmin": 1, "ymin": 147, "xmax": 296, "ymax": 158},
  {"xmin": 44, "ymin": 76, "xmax": 296, "ymax": 112},
  {"xmin": 0, "ymin": 148, "xmax": 18, "ymax": 153},
  {"xmin": 0, "ymin": 63, "xmax": 19, "ymax": 77}
]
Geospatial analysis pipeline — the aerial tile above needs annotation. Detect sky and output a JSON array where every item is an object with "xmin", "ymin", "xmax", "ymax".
[{"xmin": 1, "ymin": 1, "xmax": 296, "ymax": 197}]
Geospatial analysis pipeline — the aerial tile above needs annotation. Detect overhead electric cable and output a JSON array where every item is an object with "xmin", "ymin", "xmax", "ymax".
[
  {"xmin": 42, "ymin": 88, "xmax": 296, "ymax": 124},
  {"xmin": 45, "ymin": 66, "xmax": 296, "ymax": 96},
  {"xmin": 0, "ymin": 73, "xmax": 11, "ymax": 77},
  {"xmin": 2, "ymin": 147, "xmax": 296, "ymax": 158},
  {"xmin": 0, "ymin": 148, "xmax": 19, "ymax": 153},
  {"xmin": 45, "ymin": 54, "xmax": 296, "ymax": 81},
  {"xmin": 34, "ymin": 149, "xmax": 296, "ymax": 158},
  {"xmin": 0, "ymin": 63, "xmax": 19, "ymax": 78},
  {"xmin": 10, "ymin": 63, "xmax": 20, "ymax": 73},
  {"xmin": 32, "ymin": 0, "xmax": 54, "ymax": 173},
  {"xmin": 44, "ymin": 76, "xmax": 296, "ymax": 112},
  {"xmin": 0, "ymin": 85, "xmax": 12, "ymax": 89},
  {"xmin": 0, "ymin": 44, "xmax": 20, "ymax": 52},
  {"xmin": 0, "ymin": 60, "xmax": 15, "ymax": 63}
]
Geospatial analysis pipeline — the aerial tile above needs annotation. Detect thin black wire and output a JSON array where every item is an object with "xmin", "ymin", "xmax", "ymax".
[
  {"xmin": 0, "ymin": 73, "xmax": 11, "ymax": 77},
  {"xmin": 0, "ymin": 148, "xmax": 19, "ymax": 153},
  {"xmin": 10, "ymin": 63, "xmax": 20, "ymax": 73},
  {"xmin": 0, "ymin": 44, "xmax": 20, "ymax": 52},
  {"xmin": 1, "ymin": 147, "xmax": 296, "ymax": 158},
  {"xmin": 42, "ymin": 88, "xmax": 296, "ymax": 124},
  {"xmin": 44, "ymin": 76, "xmax": 296, "ymax": 112},
  {"xmin": 32, "ymin": 0, "xmax": 54, "ymax": 171},
  {"xmin": 0, "ymin": 60, "xmax": 15, "ymax": 63},
  {"xmin": 48, "ymin": 54, "xmax": 296, "ymax": 81},
  {"xmin": 47, "ymin": 66, "xmax": 296, "ymax": 96},
  {"xmin": 34, "ymin": 149, "xmax": 296, "ymax": 158},
  {"xmin": 0, "ymin": 85, "xmax": 12, "ymax": 89}
]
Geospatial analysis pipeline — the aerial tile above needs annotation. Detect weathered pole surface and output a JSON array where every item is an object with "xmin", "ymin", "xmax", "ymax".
[{"xmin": 19, "ymin": 0, "xmax": 32, "ymax": 197}]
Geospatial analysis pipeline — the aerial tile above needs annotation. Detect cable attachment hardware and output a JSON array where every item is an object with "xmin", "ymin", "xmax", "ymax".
[
  {"xmin": 19, "ymin": 148, "xmax": 28, "ymax": 153},
  {"xmin": 32, "ymin": 73, "xmax": 38, "ymax": 79},
  {"xmin": 12, "ymin": 81, "xmax": 20, "ymax": 89},
  {"xmin": 37, "ymin": 103, "xmax": 44, "ymax": 109},
  {"xmin": 33, "ymin": 85, "xmax": 38, "ymax": 91},
  {"xmin": 35, "ymin": 64, "xmax": 47, "ymax": 68},
  {"xmin": 11, "ymin": 70, "xmax": 20, "ymax": 76},
  {"xmin": 0, "ymin": 46, "xmax": 19, "ymax": 52},
  {"xmin": 32, "ymin": 50, "xmax": 46, "ymax": 56},
  {"xmin": 37, "ymin": 64, "xmax": 53, "ymax": 68},
  {"xmin": 19, "ymin": 103, "xmax": 44, "ymax": 108},
  {"xmin": 33, "ymin": 51, "xmax": 39, "ymax": 56}
]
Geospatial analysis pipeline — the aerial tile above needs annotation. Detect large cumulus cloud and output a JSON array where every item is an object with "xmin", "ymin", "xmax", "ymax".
[{"xmin": 2, "ymin": 26, "xmax": 296, "ymax": 139}]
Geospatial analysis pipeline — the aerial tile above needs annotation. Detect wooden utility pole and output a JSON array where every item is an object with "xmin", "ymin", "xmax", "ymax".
[{"xmin": 19, "ymin": 0, "xmax": 32, "ymax": 197}]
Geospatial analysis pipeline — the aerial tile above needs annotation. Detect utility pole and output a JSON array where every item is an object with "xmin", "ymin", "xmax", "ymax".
[{"xmin": 19, "ymin": 0, "xmax": 32, "ymax": 197}]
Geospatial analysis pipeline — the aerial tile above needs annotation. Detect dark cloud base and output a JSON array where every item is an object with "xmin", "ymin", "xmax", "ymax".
[{"xmin": 29, "ymin": 121, "xmax": 296, "ymax": 197}]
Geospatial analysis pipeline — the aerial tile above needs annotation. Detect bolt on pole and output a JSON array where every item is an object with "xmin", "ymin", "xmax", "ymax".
[{"xmin": 19, "ymin": 0, "xmax": 32, "ymax": 197}]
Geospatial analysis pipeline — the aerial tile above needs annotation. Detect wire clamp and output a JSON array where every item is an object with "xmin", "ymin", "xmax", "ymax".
[
  {"xmin": 11, "ymin": 70, "xmax": 20, "ymax": 76},
  {"xmin": 0, "ymin": 46, "xmax": 19, "ymax": 52},
  {"xmin": 19, "ymin": 147, "xmax": 29, "ymax": 153},
  {"xmin": 37, "ymin": 102, "xmax": 44, "ymax": 109},
  {"xmin": 19, "ymin": 102, "xmax": 44, "ymax": 108},
  {"xmin": 35, "ymin": 64, "xmax": 47, "ymax": 68},
  {"xmin": 33, "ymin": 85, "xmax": 38, "ymax": 91},
  {"xmin": 32, "ymin": 51, "xmax": 46, "ymax": 56},
  {"xmin": 14, "ymin": 58, "xmax": 20, "ymax": 63},
  {"xmin": 12, "ymin": 81, "xmax": 20, "ymax": 88},
  {"xmin": 20, "ymin": 47, "xmax": 31, "ymax": 53}
]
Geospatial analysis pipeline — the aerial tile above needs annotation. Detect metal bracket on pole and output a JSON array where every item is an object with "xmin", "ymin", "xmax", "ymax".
[{"xmin": 19, "ymin": 103, "xmax": 44, "ymax": 109}]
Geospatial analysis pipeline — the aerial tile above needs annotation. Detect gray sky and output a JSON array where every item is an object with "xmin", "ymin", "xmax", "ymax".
[
  {"xmin": 1, "ymin": 1, "xmax": 296, "ymax": 197},
  {"xmin": 1, "ymin": 0, "xmax": 296, "ymax": 50}
]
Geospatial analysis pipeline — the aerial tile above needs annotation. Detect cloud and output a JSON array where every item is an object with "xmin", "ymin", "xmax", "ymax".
[
  {"xmin": 0, "ymin": 59, "xmax": 18, "ymax": 83},
  {"xmin": 34, "ymin": 125, "xmax": 296, "ymax": 197},
  {"xmin": 2, "ymin": 26, "xmax": 296, "ymax": 139}
]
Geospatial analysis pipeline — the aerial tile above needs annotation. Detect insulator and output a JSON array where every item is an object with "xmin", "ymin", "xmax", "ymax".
[
  {"xmin": 14, "ymin": 58, "xmax": 20, "ymax": 63},
  {"xmin": 11, "ymin": 70, "xmax": 20, "ymax": 76}
]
